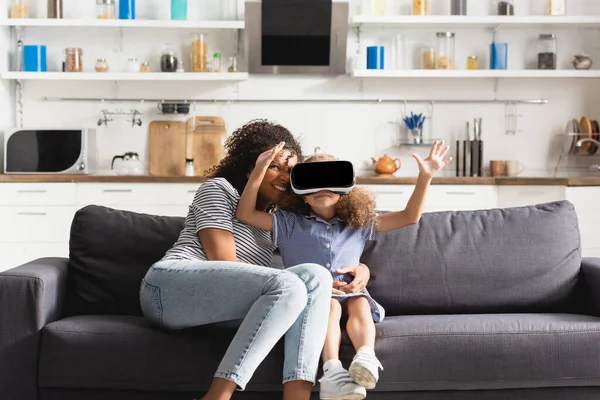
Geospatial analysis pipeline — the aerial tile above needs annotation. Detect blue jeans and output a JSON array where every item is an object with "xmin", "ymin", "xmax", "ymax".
[{"xmin": 139, "ymin": 259, "xmax": 333, "ymax": 390}]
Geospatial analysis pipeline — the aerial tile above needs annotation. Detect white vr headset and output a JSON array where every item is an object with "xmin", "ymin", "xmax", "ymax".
[{"xmin": 290, "ymin": 161, "xmax": 356, "ymax": 195}]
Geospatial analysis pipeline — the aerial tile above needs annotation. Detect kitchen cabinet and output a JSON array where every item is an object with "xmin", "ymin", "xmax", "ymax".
[
  {"xmin": 497, "ymin": 186, "xmax": 566, "ymax": 208},
  {"xmin": 566, "ymin": 187, "xmax": 600, "ymax": 257}
]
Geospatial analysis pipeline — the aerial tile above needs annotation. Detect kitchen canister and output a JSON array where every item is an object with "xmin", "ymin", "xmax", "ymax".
[
  {"xmin": 450, "ymin": 0, "xmax": 467, "ymax": 15},
  {"xmin": 367, "ymin": 46, "xmax": 384, "ymax": 69},
  {"xmin": 23, "ymin": 45, "xmax": 47, "ymax": 72},
  {"xmin": 171, "ymin": 0, "xmax": 187, "ymax": 20},
  {"xmin": 119, "ymin": 0, "xmax": 135, "ymax": 19},
  {"xmin": 490, "ymin": 42, "xmax": 508, "ymax": 70}
]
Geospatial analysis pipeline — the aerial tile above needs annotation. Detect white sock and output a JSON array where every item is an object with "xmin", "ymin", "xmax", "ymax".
[
  {"xmin": 323, "ymin": 359, "xmax": 343, "ymax": 375},
  {"xmin": 356, "ymin": 346, "xmax": 375, "ymax": 357}
]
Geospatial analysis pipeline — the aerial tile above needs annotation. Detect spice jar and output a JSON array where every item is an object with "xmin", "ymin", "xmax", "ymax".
[
  {"xmin": 537, "ymin": 34, "xmax": 557, "ymax": 70},
  {"xmin": 436, "ymin": 32, "xmax": 455, "ymax": 70},
  {"xmin": 213, "ymin": 53, "xmax": 221, "ymax": 72},
  {"xmin": 497, "ymin": 0, "xmax": 514, "ymax": 16},
  {"xmin": 466, "ymin": 55, "xmax": 478, "ymax": 70},
  {"xmin": 11, "ymin": 0, "xmax": 29, "ymax": 18},
  {"xmin": 95, "ymin": 58, "xmax": 109, "ymax": 72},
  {"xmin": 65, "ymin": 48, "xmax": 83, "ymax": 72},
  {"xmin": 421, "ymin": 46, "xmax": 436, "ymax": 69},
  {"xmin": 140, "ymin": 62, "xmax": 150, "ymax": 72},
  {"xmin": 228, "ymin": 56, "xmax": 238, "ymax": 72},
  {"xmin": 547, "ymin": 0, "xmax": 566, "ymax": 16},
  {"xmin": 161, "ymin": 50, "xmax": 177, "ymax": 72},
  {"xmin": 413, "ymin": 0, "xmax": 428, "ymax": 15},
  {"xmin": 191, "ymin": 33, "xmax": 207, "ymax": 72},
  {"xmin": 96, "ymin": 0, "xmax": 115, "ymax": 19}
]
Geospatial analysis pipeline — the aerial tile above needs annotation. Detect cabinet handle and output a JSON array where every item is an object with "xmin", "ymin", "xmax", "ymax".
[
  {"xmin": 17, "ymin": 212, "xmax": 47, "ymax": 216},
  {"xmin": 446, "ymin": 191, "xmax": 476, "ymax": 195},
  {"xmin": 102, "ymin": 189, "xmax": 133, "ymax": 193},
  {"xmin": 519, "ymin": 191, "xmax": 544, "ymax": 196},
  {"xmin": 187, "ymin": 190, "xmax": 197, "ymax": 193},
  {"xmin": 17, "ymin": 190, "xmax": 47, "ymax": 193}
]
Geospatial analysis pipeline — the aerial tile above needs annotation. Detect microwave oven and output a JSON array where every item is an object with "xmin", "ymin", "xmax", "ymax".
[{"xmin": 3, "ymin": 128, "xmax": 98, "ymax": 174}]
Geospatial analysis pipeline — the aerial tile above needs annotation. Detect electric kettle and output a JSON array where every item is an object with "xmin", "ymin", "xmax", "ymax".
[{"xmin": 111, "ymin": 152, "xmax": 145, "ymax": 175}]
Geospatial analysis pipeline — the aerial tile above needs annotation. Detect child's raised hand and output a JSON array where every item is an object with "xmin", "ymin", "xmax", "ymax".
[
  {"xmin": 255, "ymin": 142, "xmax": 286, "ymax": 171},
  {"xmin": 412, "ymin": 140, "xmax": 452, "ymax": 178}
]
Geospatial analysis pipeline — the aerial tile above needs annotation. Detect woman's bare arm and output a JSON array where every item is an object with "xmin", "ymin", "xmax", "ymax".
[{"xmin": 198, "ymin": 229, "xmax": 239, "ymax": 262}]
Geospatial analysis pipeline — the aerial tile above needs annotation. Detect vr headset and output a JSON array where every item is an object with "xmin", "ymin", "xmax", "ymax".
[{"xmin": 290, "ymin": 161, "xmax": 356, "ymax": 195}]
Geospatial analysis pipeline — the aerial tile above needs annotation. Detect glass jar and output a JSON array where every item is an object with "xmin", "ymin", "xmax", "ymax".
[
  {"xmin": 191, "ymin": 33, "xmax": 207, "ymax": 72},
  {"xmin": 436, "ymin": 32, "xmax": 455, "ymax": 70},
  {"xmin": 228, "ymin": 56, "xmax": 238, "ymax": 72},
  {"xmin": 547, "ymin": 0, "xmax": 566, "ymax": 15},
  {"xmin": 537, "ymin": 34, "xmax": 557, "ymax": 70},
  {"xmin": 413, "ymin": 0, "xmax": 428, "ymax": 15},
  {"xmin": 126, "ymin": 58, "xmax": 140, "ymax": 72},
  {"xmin": 466, "ymin": 55, "xmax": 478, "ymax": 70},
  {"xmin": 11, "ymin": 0, "xmax": 29, "ymax": 18},
  {"xmin": 497, "ymin": 0, "xmax": 514, "ymax": 16},
  {"xmin": 95, "ymin": 58, "xmax": 109, "ymax": 72},
  {"xmin": 161, "ymin": 50, "xmax": 178, "ymax": 72},
  {"xmin": 65, "ymin": 48, "xmax": 83, "ymax": 72},
  {"xmin": 96, "ymin": 0, "xmax": 115, "ymax": 19},
  {"xmin": 140, "ymin": 62, "xmax": 150, "ymax": 72},
  {"xmin": 213, "ymin": 53, "xmax": 221, "ymax": 72},
  {"xmin": 421, "ymin": 46, "xmax": 436, "ymax": 69}
]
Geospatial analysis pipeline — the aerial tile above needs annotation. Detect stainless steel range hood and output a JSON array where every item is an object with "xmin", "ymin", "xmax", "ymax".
[{"xmin": 245, "ymin": 0, "xmax": 349, "ymax": 75}]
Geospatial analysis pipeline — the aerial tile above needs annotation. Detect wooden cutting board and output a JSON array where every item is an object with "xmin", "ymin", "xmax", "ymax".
[
  {"xmin": 148, "ymin": 120, "xmax": 187, "ymax": 176},
  {"xmin": 186, "ymin": 116, "xmax": 227, "ymax": 177},
  {"xmin": 149, "ymin": 117, "xmax": 226, "ymax": 177}
]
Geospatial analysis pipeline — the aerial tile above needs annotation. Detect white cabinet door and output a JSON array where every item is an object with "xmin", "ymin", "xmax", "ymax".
[
  {"xmin": 0, "ymin": 242, "xmax": 69, "ymax": 273},
  {"xmin": 425, "ymin": 186, "xmax": 498, "ymax": 212},
  {"xmin": 76, "ymin": 183, "xmax": 201, "ymax": 207},
  {"xmin": 497, "ymin": 186, "xmax": 566, "ymax": 208},
  {"xmin": 0, "ymin": 183, "xmax": 76, "ymax": 206},
  {"xmin": 359, "ymin": 185, "xmax": 412, "ymax": 212},
  {"xmin": 566, "ymin": 187, "xmax": 600, "ymax": 253},
  {"xmin": 0, "ymin": 206, "xmax": 78, "ymax": 242}
]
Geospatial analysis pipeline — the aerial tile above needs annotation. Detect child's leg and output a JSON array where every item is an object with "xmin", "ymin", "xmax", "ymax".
[
  {"xmin": 322, "ymin": 298, "xmax": 343, "ymax": 363},
  {"xmin": 345, "ymin": 297, "xmax": 375, "ymax": 350},
  {"xmin": 346, "ymin": 297, "xmax": 382, "ymax": 390},
  {"xmin": 319, "ymin": 298, "xmax": 366, "ymax": 400}
]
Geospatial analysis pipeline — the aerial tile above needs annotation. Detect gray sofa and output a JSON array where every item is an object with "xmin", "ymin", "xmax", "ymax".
[{"xmin": 2, "ymin": 201, "xmax": 600, "ymax": 400}]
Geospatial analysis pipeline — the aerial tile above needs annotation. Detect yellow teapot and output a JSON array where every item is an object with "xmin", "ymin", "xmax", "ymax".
[{"xmin": 371, "ymin": 154, "xmax": 401, "ymax": 175}]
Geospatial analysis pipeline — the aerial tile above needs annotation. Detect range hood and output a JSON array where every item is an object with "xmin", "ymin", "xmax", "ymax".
[{"xmin": 245, "ymin": 0, "xmax": 349, "ymax": 75}]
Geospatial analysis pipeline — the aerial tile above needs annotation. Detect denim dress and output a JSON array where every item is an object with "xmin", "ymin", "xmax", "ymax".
[{"xmin": 271, "ymin": 210, "xmax": 385, "ymax": 322}]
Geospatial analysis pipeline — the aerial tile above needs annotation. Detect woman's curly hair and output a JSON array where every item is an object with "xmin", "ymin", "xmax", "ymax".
[
  {"xmin": 206, "ymin": 119, "xmax": 303, "ymax": 195},
  {"xmin": 279, "ymin": 155, "xmax": 378, "ymax": 229}
]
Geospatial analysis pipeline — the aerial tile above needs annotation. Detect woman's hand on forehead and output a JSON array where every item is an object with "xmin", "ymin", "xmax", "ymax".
[{"xmin": 274, "ymin": 150, "xmax": 297, "ymax": 170}]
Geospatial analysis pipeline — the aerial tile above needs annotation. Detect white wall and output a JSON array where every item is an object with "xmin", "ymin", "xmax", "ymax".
[{"xmin": 5, "ymin": 0, "xmax": 600, "ymax": 176}]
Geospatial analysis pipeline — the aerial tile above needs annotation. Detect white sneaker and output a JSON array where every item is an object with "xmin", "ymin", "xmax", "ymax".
[
  {"xmin": 319, "ymin": 368, "xmax": 367, "ymax": 400},
  {"xmin": 348, "ymin": 351, "xmax": 383, "ymax": 390}
]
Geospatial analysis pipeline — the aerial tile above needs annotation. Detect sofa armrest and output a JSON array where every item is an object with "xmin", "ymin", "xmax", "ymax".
[
  {"xmin": 579, "ymin": 257, "xmax": 600, "ymax": 316},
  {"xmin": 0, "ymin": 257, "xmax": 69, "ymax": 400}
]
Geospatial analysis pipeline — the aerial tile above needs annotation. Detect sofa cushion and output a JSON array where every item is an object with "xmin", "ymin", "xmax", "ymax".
[
  {"xmin": 67, "ymin": 206, "xmax": 184, "ymax": 316},
  {"xmin": 38, "ymin": 315, "xmax": 285, "ymax": 392},
  {"xmin": 361, "ymin": 201, "xmax": 582, "ymax": 315},
  {"xmin": 39, "ymin": 313, "xmax": 600, "ymax": 393}
]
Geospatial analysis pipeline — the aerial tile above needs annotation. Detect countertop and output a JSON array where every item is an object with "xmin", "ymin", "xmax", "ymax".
[{"xmin": 1, "ymin": 174, "xmax": 600, "ymax": 186}]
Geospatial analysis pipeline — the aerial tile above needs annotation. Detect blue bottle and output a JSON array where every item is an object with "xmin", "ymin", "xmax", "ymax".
[
  {"xmin": 119, "ymin": 0, "xmax": 135, "ymax": 20},
  {"xmin": 490, "ymin": 42, "xmax": 508, "ymax": 70},
  {"xmin": 171, "ymin": 0, "xmax": 187, "ymax": 20}
]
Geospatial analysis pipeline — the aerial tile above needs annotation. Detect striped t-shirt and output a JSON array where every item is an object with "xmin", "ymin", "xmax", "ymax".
[{"xmin": 162, "ymin": 177, "xmax": 276, "ymax": 266}]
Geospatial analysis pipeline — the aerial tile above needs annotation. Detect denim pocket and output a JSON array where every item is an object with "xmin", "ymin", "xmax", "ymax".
[{"xmin": 140, "ymin": 279, "xmax": 163, "ymax": 327}]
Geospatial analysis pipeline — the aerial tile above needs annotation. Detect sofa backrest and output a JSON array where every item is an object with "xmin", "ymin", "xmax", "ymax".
[
  {"xmin": 361, "ymin": 201, "xmax": 582, "ymax": 316},
  {"xmin": 67, "ymin": 205, "xmax": 184, "ymax": 316}
]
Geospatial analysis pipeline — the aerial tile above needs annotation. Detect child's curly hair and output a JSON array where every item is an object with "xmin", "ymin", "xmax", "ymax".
[
  {"xmin": 206, "ymin": 119, "xmax": 303, "ymax": 195},
  {"xmin": 279, "ymin": 154, "xmax": 378, "ymax": 229}
]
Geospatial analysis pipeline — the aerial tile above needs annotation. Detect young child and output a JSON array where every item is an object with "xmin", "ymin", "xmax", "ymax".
[{"xmin": 236, "ymin": 141, "xmax": 451, "ymax": 400}]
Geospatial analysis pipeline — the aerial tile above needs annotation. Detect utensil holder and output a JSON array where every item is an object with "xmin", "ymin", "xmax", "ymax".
[{"xmin": 410, "ymin": 128, "xmax": 423, "ymax": 144}]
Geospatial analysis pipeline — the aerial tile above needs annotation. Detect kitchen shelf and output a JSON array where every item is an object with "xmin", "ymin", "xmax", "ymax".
[
  {"xmin": 1, "ymin": 72, "xmax": 249, "ymax": 81},
  {"xmin": 0, "ymin": 18, "xmax": 244, "ymax": 29},
  {"xmin": 351, "ymin": 70, "xmax": 600, "ymax": 78},
  {"xmin": 351, "ymin": 15, "xmax": 600, "ymax": 29}
]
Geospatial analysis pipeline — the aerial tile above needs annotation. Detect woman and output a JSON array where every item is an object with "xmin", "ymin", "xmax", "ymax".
[{"xmin": 140, "ymin": 119, "xmax": 372, "ymax": 400}]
